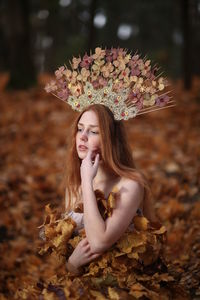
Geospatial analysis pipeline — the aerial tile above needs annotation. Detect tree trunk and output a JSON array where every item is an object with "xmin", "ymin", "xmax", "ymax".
[
  {"xmin": 87, "ymin": 0, "xmax": 97, "ymax": 52},
  {"xmin": 2, "ymin": 0, "xmax": 36, "ymax": 89},
  {"xmin": 181, "ymin": 0, "xmax": 192, "ymax": 89}
]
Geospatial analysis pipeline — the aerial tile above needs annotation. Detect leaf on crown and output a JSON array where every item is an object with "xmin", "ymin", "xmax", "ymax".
[{"xmin": 45, "ymin": 47, "xmax": 172, "ymax": 120}]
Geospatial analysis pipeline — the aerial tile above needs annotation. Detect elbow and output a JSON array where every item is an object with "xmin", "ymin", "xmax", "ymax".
[
  {"xmin": 90, "ymin": 243, "xmax": 108, "ymax": 253},
  {"xmin": 89, "ymin": 238, "xmax": 111, "ymax": 253}
]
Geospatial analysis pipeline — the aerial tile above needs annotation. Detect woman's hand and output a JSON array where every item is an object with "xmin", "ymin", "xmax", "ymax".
[
  {"xmin": 67, "ymin": 237, "xmax": 102, "ymax": 271},
  {"xmin": 80, "ymin": 149, "xmax": 100, "ymax": 183}
]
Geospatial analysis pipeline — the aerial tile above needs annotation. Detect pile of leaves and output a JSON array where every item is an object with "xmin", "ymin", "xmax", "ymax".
[
  {"xmin": 0, "ymin": 74, "xmax": 200, "ymax": 299},
  {"xmin": 30, "ymin": 189, "xmax": 181, "ymax": 299}
]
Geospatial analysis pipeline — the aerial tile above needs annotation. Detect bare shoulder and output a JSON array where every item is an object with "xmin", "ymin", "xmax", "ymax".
[
  {"xmin": 113, "ymin": 177, "xmax": 144, "ymax": 209},
  {"xmin": 117, "ymin": 177, "xmax": 144, "ymax": 196}
]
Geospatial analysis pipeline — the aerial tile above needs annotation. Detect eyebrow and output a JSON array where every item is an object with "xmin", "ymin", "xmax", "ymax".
[{"xmin": 78, "ymin": 122, "xmax": 99, "ymax": 128}]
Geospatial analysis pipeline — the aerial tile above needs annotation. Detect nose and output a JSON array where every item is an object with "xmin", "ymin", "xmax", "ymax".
[{"xmin": 80, "ymin": 130, "xmax": 88, "ymax": 141}]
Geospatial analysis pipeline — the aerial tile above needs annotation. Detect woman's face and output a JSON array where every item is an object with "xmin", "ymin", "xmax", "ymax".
[{"xmin": 76, "ymin": 110, "xmax": 101, "ymax": 160}]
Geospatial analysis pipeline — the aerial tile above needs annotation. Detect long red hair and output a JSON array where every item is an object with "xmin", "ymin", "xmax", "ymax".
[{"xmin": 64, "ymin": 104, "xmax": 156, "ymax": 221}]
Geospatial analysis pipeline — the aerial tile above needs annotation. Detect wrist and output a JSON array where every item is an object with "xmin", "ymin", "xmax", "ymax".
[
  {"xmin": 68, "ymin": 256, "xmax": 80, "ymax": 269},
  {"xmin": 66, "ymin": 257, "xmax": 83, "ymax": 275},
  {"xmin": 81, "ymin": 179, "xmax": 93, "ymax": 190}
]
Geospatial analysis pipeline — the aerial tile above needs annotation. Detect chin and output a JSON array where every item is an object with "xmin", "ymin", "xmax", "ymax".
[{"xmin": 77, "ymin": 150, "xmax": 87, "ymax": 160}]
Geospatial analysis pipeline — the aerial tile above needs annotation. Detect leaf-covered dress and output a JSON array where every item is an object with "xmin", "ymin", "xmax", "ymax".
[{"xmin": 38, "ymin": 188, "xmax": 183, "ymax": 300}]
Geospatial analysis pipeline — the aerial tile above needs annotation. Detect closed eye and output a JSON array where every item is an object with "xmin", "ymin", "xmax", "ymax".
[{"xmin": 77, "ymin": 127, "xmax": 99, "ymax": 134}]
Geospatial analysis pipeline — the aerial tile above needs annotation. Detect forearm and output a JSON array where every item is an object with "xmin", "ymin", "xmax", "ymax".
[
  {"xmin": 66, "ymin": 257, "xmax": 83, "ymax": 275},
  {"xmin": 66, "ymin": 242, "xmax": 103, "ymax": 274},
  {"xmin": 82, "ymin": 181, "xmax": 106, "ymax": 251}
]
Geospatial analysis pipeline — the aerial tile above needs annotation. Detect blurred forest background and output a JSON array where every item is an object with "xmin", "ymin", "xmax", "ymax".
[
  {"xmin": 0, "ymin": 0, "xmax": 200, "ymax": 89},
  {"xmin": 0, "ymin": 0, "xmax": 200, "ymax": 299}
]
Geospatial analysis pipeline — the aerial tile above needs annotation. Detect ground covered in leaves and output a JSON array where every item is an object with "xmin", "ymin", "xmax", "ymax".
[{"xmin": 0, "ymin": 74, "xmax": 200, "ymax": 299}]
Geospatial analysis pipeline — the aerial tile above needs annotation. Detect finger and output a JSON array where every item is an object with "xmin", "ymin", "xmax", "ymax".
[
  {"xmin": 93, "ymin": 153, "xmax": 99, "ymax": 168},
  {"xmin": 80, "ymin": 238, "xmax": 88, "ymax": 246},
  {"xmin": 86, "ymin": 149, "xmax": 92, "ymax": 160},
  {"xmin": 92, "ymin": 253, "xmax": 101, "ymax": 258},
  {"xmin": 89, "ymin": 252, "xmax": 101, "ymax": 259},
  {"xmin": 87, "ymin": 249, "xmax": 101, "ymax": 256},
  {"xmin": 85, "ymin": 253, "xmax": 101, "ymax": 264},
  {"xmin": 84, "ymin": 244, "xmax": 91, "ymax": 252}
]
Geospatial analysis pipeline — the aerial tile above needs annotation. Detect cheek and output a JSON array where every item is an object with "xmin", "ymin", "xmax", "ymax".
[{"xmin": 90, "ymin": 137, "xmax": 101, "ymax": 150}]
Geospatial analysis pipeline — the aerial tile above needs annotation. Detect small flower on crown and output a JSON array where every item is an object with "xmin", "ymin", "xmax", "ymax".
[{"xmin": 45, "ymin": 47, "xmax": 171, "ymax": 120}]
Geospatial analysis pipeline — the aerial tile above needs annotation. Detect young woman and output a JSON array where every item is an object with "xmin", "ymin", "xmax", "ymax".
[
  {"xmin": 42, "ymin": 48, "xmax": 177, "ymax": 297},
  {"xmin": 64, "ymin": 103, "xmax": 157, "ymax": 275}
]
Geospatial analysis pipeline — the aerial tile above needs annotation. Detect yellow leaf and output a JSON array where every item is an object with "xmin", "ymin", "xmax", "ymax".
[
  {"xmin": 117, "ymin": 232, "xmax": 147, "ymax": 253},
  {"xmin": 147, "ymin": 233, "xmax": 157, "ymax": 245},
  {"xmin": 84, "ymin": 265, "xmax": 99, "ymax": 276},
  {"xmin": 108, "ymin": 287, "xmax": 120, "ymax": 300},
  {"xmin": 111, "ymin": 259, "xmax": 127, "ymax": 273},
  {"xmin": 68, "ymin": 235, "xmax": 81, "ymax": 248},
  {"xmin": 52, "ymin": 235, "xmax": 64, "ymax": 248},
  {"xmin": 44, "ymin": 226, "xmax": 56, "ymax": 239},
  {"xmin": 152, "ymin": 272, "xmax": 174, "ymax": 282},
  {"xmin": 97, "ymin": 254, "xmax": 110, "ymax": 268},
  {"xmin": 90, "ymin": 290, "xmax": 107, "ymax": 300},
  {"xmin": 134, "ymin": 245, "xmax": 146, "ymax": 253},
  {"xmin": 128, "ymin": 232, "xmax": 147, "ymax": 248},
  {"xmin": 152, "ymin": 225, "xmax": 167, "ymax": 235},
  {"xmin": 130, "ymin": 283, "xmax": 148, "ymax": 298},
  {"xmin": 44, "ymin": 204, "xmax": 57, "ymax": 224},
  {"xmin": 114, "ymin": 251, "xmax": 126, "ymax": 257},
  {"xmin": 108, "ymin": 191, "xmax": 117, "ymax": 209},
  {"xmin": 38, "ymin": 245, "xmax": 49, "ymax": 255},
  {"xmin": 130, "ymin": 290, "xmax": 148, "ymax": 298},
  {"xmin": 133, "ymin": 216, "xmax": 149, "ymax": 231},
  {"xmin": 127, "ymin": 252, "xmax": 139, "ymax": 260},
  {"xmin": 42, "ymin": 288, "xmax": 55, "ymax": 300}
]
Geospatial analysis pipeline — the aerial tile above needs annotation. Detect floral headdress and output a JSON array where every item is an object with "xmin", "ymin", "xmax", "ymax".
[{"xmin": 45, "ymin": 47, "xmax": 175, "ymax": 120}]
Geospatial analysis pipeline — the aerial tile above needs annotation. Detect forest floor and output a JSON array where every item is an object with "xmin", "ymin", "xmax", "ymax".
[{"xmin": 0, "ymin": 74, "xmax": 200, "ymax": 299}]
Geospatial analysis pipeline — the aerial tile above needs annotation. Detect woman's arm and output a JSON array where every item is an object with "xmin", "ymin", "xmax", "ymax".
[
  {"xmin": 66, "ymin": 237, "xmax": 102, "ymax": 275},
  {"xmin": 65, "ymin": 190, "xmax": 102, "ymax": 274},
  {"xmin": 82, "ymin": 180, "xmax": 106, "ymax": 250},
  {"xmin": 80, "ymin": 150, "xmax": 143, "ymax": 253},
  {"xmin": 66, "ymin": 258, "xmax": 83, "ymax": 275},
  {"xmin": 82, "ymin": 179, "xmax": 143, "ymax": 253}
]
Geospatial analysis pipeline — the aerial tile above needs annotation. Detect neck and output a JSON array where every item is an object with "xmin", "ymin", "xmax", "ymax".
[{"xmin": 93, "ymin": 162, "xmax": 117, "ymax": 186}]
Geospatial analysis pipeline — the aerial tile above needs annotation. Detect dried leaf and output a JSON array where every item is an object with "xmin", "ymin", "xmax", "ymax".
[
  {"xmin": 1, "ymin": 80, "xmax": 199, "ymax": 299},
  {"xmin": 133, "ymin": 215, "xmax": 149, "ymax": 231}
]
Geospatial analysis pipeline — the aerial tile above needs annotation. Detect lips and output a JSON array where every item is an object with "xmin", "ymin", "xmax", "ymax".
[{"xmin": 78, "ymin": 145, "xmax": 88, "ymax": 151}]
